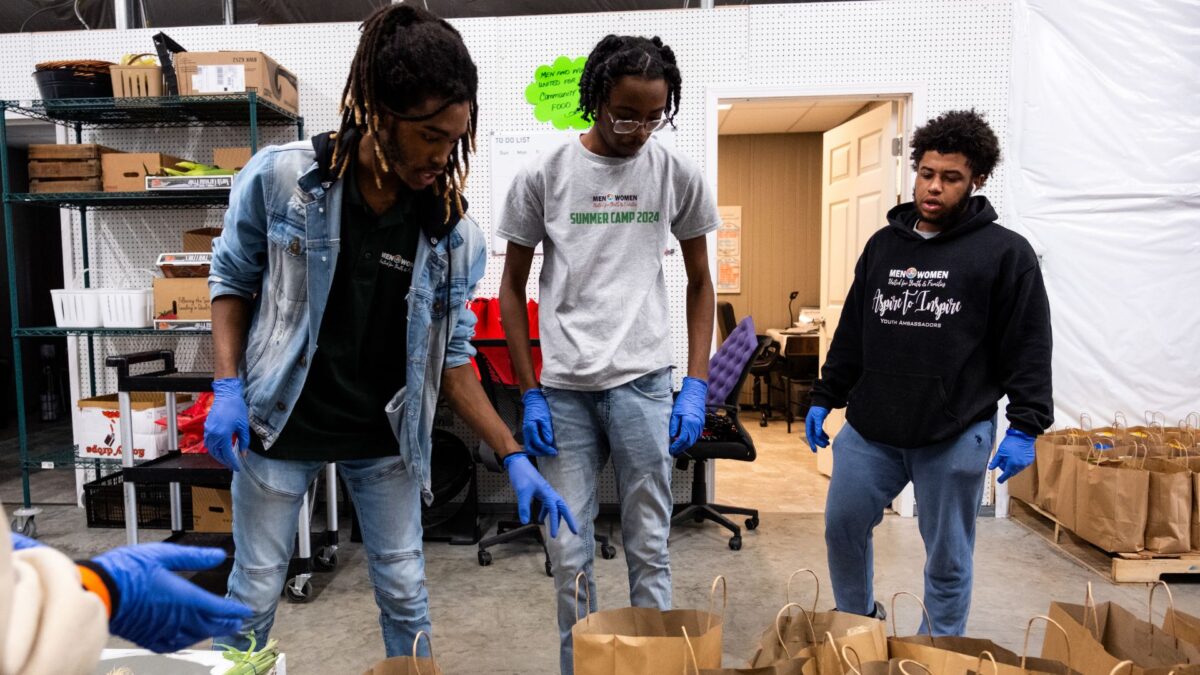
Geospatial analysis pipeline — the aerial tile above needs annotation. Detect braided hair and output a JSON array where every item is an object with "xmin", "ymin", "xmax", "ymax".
[
  {"xmin": 333, "ymin": 3, "xmax": 478, "ymax": 222},
  {"xmin": 577, "ymin": 35, "xmax": 682, "ymax": 126}
]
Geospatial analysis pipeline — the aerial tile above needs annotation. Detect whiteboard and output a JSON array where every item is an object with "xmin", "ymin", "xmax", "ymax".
[{"xmin": 488, "ymin": 129, "xmax": 676, "ymax": 255}]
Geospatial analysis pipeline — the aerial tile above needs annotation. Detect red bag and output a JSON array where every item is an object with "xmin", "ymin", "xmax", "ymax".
[{"xmin": 156, "ymin": 392, "xmax": 214, "ymax": 454}]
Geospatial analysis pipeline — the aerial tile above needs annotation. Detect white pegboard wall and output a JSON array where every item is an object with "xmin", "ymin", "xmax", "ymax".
[{"xmin": 0, "ymin": 1, "xmax": 1013, "ymax": 506}]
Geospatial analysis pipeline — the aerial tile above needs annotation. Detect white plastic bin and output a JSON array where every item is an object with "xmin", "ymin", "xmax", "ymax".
[
  {"xmin": 100, "ymin": 289, "xmax": 153, "ymax": 328},
  {"xmin": 51, "ymin": 289, "xmax": 103, "ymax": 328}
]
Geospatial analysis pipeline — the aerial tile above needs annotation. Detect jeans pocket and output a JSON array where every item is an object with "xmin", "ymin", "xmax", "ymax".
[
  {"xmin": 626, "ymin": 367, "xmax": 673, "ymax": 400},
  {"xmin": 240, "ymin": 451, "xmax": 309, "ymax": 498}
]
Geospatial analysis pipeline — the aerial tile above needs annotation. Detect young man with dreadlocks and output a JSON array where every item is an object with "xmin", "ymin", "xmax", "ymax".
[
  {"xmin": 204, "ymin": 5, "xmax": 574, "ymax": 656},
  {"xmin": 498, "ymin": 34, "xmax": 719, "ymax": 674},
  {"xmin": 807, "ymin": 110, "xmax": 1052, "ymax": 635}
]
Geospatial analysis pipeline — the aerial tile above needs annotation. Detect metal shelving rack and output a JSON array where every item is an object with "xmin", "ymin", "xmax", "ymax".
[{"xmin": 1, "ymin": 92, "xmax": 303, "ymax": 536}]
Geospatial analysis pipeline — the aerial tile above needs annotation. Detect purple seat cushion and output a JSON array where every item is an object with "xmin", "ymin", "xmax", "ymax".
[{"xmin": 707, "ymin": 316, "xmax": 758, "ymax": 406}]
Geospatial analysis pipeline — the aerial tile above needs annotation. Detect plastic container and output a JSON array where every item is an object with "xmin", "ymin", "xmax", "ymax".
[
  {"xmin": 51, "ymin": 288, "xmax": 103, "ymax": 327},
  {"xmin": 100, "ymin": 288, "xmax": 153, "ymax": 328},
  {"xmin": 83, "ymin": 471, "xmax": 192, "ymax": 530},
  {"xmin": 33, "ymin": 68, "xmax": 113, "ymax": 100}
]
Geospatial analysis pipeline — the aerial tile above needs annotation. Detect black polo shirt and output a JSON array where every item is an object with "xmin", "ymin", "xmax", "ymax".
[{"xmin": 253, "ymin": 158, "xmax": 421, "ymax": 461}]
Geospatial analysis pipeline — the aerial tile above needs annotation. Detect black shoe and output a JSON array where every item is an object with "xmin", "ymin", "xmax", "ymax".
[{"xmin": 868, "ymin": 601, "xmax": 887, "ymax": 621}]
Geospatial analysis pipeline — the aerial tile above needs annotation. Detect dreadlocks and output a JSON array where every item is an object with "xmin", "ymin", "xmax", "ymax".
[
  {"xmin": 577, "ymin": 35, "xmax": 682, "ymax": 126},
  {"xmin": 333, "ymin": 3, "xmax": 478, "ymax": 222}
]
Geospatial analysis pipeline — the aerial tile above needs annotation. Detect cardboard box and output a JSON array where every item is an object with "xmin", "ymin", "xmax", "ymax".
[
  {"xmin": 29, "ymin": 144, "xmax": 118, "ymax": 161},
  {"xmin": 153, "ymin": 277, "xmax": 211, "ymax": 325},
  {"xmin": 183, "ymin": 227, "xmax": 223, "ymax": 252},
  {"xmin": 145, "ymin": 174, "xmax": 233, "ymax": 191},
  {"xmin": 29, "ymin": 159, "xmax": 100, "ymax": 179},
  {"xmin": 213, "ymin": 147, "xmax": 252, "ymax": 172},
  {"xmin": 157, "ymin": 252, "xmax": 211, "ymax": 278},
  {"xmin": 102, "ymin": 152, "xmax": 185, "ymax": 192},
  {"xmin": 74, "ymin": 393, "xmax": 192, "ymax": 461},
  {"xmin": 174, "ymin": 51, "xmax": 299, "ymax": 114},
  {"xmin": 191, "ymin": 487, "xmax": 233, "ymax": 533}
]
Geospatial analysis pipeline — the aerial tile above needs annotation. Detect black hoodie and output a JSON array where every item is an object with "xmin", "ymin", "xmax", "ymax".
[{"xmin": 810, "ymin": 195, "xmax": 1053, "ymax": 449}]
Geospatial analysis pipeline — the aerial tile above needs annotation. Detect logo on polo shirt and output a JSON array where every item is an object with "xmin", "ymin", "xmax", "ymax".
[{"xmin": 380, "ymin": 252, "xmax": 413, "ymax": 273}]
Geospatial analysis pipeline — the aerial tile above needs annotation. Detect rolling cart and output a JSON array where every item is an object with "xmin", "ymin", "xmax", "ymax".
[{"xmin": 110, "ymin": 349, "xmax": 339, "ymax": 603}]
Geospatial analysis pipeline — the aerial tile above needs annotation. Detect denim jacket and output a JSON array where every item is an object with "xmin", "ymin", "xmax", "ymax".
[{"xmin": 209, "ymin": 137, "xmax": 485, "ymax": 502}]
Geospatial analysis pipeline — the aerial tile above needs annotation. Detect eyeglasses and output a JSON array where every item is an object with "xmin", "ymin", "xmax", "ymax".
[{"xmin": 607, "ymin": 113, "xmax": 671, "ymax": 135}]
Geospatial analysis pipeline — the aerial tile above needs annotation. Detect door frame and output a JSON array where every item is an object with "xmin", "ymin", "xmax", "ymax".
[{"xmin": 704, "ymin": 83, "xmax": 927, "ymax": 517}]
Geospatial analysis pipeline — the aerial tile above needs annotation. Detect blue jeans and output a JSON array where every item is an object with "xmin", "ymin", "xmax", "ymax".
[
  {"xmin": 824, "ymin": 419, "xmax": 995, "ymax": 636},
  {"xmin": 213, "ymin": 450, "xmax": 430, "ymax": 656},
  {"xmin": 539, "ymin": 367, "xmax": 675, "ymax": 675}
]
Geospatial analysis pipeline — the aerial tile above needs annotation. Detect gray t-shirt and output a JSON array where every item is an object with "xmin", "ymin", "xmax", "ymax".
[{"xmin": 497, "ymin": 137, "xmax": 720, "ymax": 391}]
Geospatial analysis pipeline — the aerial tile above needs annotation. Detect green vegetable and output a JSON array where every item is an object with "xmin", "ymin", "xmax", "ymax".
[
  {"xmin": 161, "ymin": 161, "xmax": 236, "ymax": 177},
  {"xmin": 215, "ymin": 631, "xmax": 280, "ymax": 675}
]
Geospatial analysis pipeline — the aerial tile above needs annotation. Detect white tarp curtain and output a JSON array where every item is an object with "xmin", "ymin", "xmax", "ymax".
[{"xmin": 1006, "ymin": 0, "xmax": 1200, "ymax": 430}]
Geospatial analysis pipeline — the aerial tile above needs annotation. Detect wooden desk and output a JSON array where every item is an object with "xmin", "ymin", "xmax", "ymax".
[{"xmin": 765, "ymin": 328, "xmax": 819, "ymax": 355}]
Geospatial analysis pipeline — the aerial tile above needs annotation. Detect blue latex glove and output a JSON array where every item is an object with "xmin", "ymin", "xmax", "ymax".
[
  {"xmin": 989, "ymin": 428, "xmax": 1036, "ymax": 484},
  {"xmin": 504, "ymin": 453, "xmax": 578, "ymax": 539},
  {"xmin": 9, "ymin": 532, "xmax": 40, "ymax": 550},
  {"xmin": 88, "ymin": 543, "xmax": 252, "ymax": 653},
  {"xmin": 805, "ymin": 406, "xmax": 830, "ymax": 453},
  {"xmin": 204, "ymin": 378, "xmax": 252, "ymax": 471},
  {"xmin": 669, "ymin": 377, "xmax": 708, "ymax": 456},
  {"xmin": 521, "ymin": 389, "xmax": 558, "ymax": 457}
]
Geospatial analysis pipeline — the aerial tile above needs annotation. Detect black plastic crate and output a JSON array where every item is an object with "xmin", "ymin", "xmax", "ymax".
[{"xmin": 84, "ymin": 471, "xmax": 192, "ymax": 530}]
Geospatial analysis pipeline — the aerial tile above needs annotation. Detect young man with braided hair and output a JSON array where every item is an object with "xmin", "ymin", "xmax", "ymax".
[
  {"xmin": 807, "ymin": 110, "xmax": 1052, "ymax": 635},
  {"xmin": 205, "ymin": 5, "xmax": 574, "ymax": 656},
  {"xmin": 498, "ymin": 34, "xmax": 719, "ymax": 674}
]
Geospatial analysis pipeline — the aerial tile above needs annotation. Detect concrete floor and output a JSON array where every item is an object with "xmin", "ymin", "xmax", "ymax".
[{"xmin": 5, "ymin": 426, "xmax": 1200, "ymax": 674}]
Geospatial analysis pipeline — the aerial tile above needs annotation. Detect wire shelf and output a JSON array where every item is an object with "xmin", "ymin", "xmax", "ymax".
[
  {"xmin": 6, "ymin": 191, "xmax": 229, "ymax": 210},
  {"xmin": 15, "ymin": 327, "xmax": 212, "ymax": 337},
  {"xmin": 3, "ymin": 94, "xmax": 300, "ymax": 128},
  {"xmin": 24, "ymin": 445, "xmax": 123, "ymax": 470}
]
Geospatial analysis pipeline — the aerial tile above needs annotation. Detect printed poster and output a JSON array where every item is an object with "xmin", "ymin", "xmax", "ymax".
[{"xmin": 716, "ymin": 205, "xmax": 741, "ymax": 294}]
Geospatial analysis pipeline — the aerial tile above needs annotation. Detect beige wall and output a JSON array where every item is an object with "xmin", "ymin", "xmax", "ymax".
[{"xmin": 717, "ymin": 133, "xmax": 822, "ymax": 335}]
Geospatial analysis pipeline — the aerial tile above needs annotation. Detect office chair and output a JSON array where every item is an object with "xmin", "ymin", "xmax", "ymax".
[
  {"xmin": 776, "ymin": 340, "xmax": 819, "ymax": 433},
  {"xmin": 716, "ymin": 301, "xmax": 779, "ymax": 427},
  {"xmin": 671, "ymin": 316, "xmax": 768, "ymax": 550},
  {"xmin": 472, "ymin": 349, "xmax": 616, "ymax": 576}
]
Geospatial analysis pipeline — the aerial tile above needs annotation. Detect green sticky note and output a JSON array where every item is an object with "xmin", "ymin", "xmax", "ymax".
[{"xmin": 524, "ymin": 55, "xmax": 591, "ymax": 130}]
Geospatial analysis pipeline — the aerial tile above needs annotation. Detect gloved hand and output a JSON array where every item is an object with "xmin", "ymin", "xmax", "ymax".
[
  {"xmin": 989, "ymin": 428, "xmax": 1036, "ymax": 484},
  {"xmin": 504, "ymin": 453, "xmax": 578, "ymax": 539},
  {"xmin": 669, "ymin": 377, "xmax": 708, "ymax": 456},
  {"xmin": 9, "ymin": 532, "xmax": 40, "ymax": 550},
  {"xmin": 521, "ymin": 389, "xmax": 558, "ymax": 457},
  {"xmin": 204, "ymin": 378, "xmax": 252, "ymax": 471},
  {"xmin": 805, "ymin": 406, "xmax": 830, "ymax": 453},
  {"xmin": 87, "ymin": 543, "xmax": 252, "ymax": 653}
]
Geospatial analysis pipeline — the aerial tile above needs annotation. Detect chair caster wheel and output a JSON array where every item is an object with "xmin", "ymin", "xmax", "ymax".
[
  {"xmin": 600, "ymin": 544, "xmax": 617, "ymax": 560},
  {"xmin": 745, "ymin": 517, "xmax": 759, "ymax": 531},
  {"xmin": 284, "ymin": 579, "xmax": 314, "ymax": 603},
  {"xmin": 313, "ymin": 547, "xmax": 338, "ymax": 572},
  {"xmin": 728, "ymin": 535, "xmax": 743, "ymax": 551},
  {"xmin": 478, "ymin": 550, "xmax": 492, "ymax": 566}
]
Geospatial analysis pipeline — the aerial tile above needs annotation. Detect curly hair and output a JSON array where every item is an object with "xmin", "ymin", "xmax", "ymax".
[
  {"xmin": 332, "ymin": 4, "xmax": 478, "ymax": 223},
  {"xmin": 910, "ymin": 109, "xmax": 1000, "ymax": 179},
  {"xmin": 577, "ymin": 35, "xmax": 682, "ymax": 125}
]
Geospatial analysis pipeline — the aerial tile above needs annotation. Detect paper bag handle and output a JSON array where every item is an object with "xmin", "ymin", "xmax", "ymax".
[
  {"xmin": 1113, "ymin": 411, "xmax": 1128, "ymax": 435},
  {"xmin": 705, "ymin": 575, "xmax": 727, "ymax": 632},
  {"xmin": 1023, "ymin": 615, "xmax": 1070, "ymax": 671},
  {"xmin": 889, "ymin": 591, "xmax": 936, "ymax": 644},
  {"xmin": 411, "ymin": 631, "xmax": 434, "ymax": 675},
  {"xmin": 1109, "ymin": 662, "xmax": 1134, "ymax": 675},
  {"xmin": 822, "ymin": 631, "xmax": 847, "ymax": 675},
  {"xmin": 897, "ymin": 660, "xmax": 933, "ymax": 675},
  {"xmin": 681, "ymin": 626, "xmax": 701, "ymax": 675},
  {"xmin": 1185, "ymin": 412, "xmax": 1199, "ymax": 432},
  {"xmin": 574, "ymin": 571, "xmax": 592, "ymax": 624},
  {"xmin": 840, "ymin": 645, "xmax": 865, "ymax": 675},
  {"xmin": 773, "ymin": 602, "xmax": 816, "ymax": 659},
  {"xmin": 786, "ymin": 568, "xmax": 821, "ymax": 614},
  {"xmin": 975, "ymin": 651, "xmax": 999, "ymax": 675},
  {"xmin": 1082, "ymin": 583, "xmax": 1102, "ymax": 641},
  {"xmin": 1149, "ymin": 581, "xmax": 1179, "ymax": 649},
  {"xmin": 1079, "ymin": 412, "xmax": 1093, "ymax": 432}
]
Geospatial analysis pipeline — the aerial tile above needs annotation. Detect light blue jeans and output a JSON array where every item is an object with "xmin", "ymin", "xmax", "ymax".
[
  {"xmin": 213, "ymin": 450, "xmax": 430, "ymax": 657},
  {"xmin": 540, "ymin": 367, "xmax": 675, "ymax": 675},
  {"xmin": 825, "ymin": 419, "xmax": 995, "ymax": 636}
]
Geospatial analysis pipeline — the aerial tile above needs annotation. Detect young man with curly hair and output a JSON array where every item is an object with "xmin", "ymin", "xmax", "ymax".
[
  {"xmin": 497, "ymin": 34, "xmax": 718, "ymax": 674},
  {"xmin": 806, "ymin": 110, "xmax": 1052, "ymax": 635}
]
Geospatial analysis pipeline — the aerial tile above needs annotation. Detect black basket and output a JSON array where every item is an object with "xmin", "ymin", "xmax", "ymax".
[
  {"xmin": 34, "ymin": 68, "xmax": 113, "ymax": 100},
  {"xmin": 84, "ymin": 471, "xmax": 192, "ymax": 530}
]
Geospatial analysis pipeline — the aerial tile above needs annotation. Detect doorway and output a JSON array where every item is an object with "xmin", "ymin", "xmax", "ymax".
[{"xmin": 707, "ymin": 90, "xmax": 915, "ymax": 514}]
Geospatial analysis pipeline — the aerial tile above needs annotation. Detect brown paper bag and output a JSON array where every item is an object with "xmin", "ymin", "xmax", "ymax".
[
  {"xmin": 1034, "ymin": 433, "xmax": 1085, "ymax": 515},
  {"xmin": 362, "ymin": 632, "xmax": 442, "ymax": 675},
  {"xmin": 1008, "ymin": 455, "xmax": 1038, "ymax": 506},
  {"xmin": 1073, "ymin": 447, "xmax": 1150, "ymax": 553},
  {"xmin": 840, "ymin": 644, "xmax": 932, "ymax": 675},
  {"xmin": 1142, "ymin": 457, "xmax": 1192, "ymax": 553},
  {"xmin": 885, "ymin": 592, "xmax": 1024, "ymax": 675},
  {"xmin": 749, "ymin": 570, "xmax": 888, "ymax": 669},
  {"xmin": 573, "ymin": 574, "xmax": 725, "ymax": 675},
  {"xmin": 1164, "ymin": 605, "xmax": 1200, "ymax": 648},
  {"xmin": 962, "ymin": 617, "xmax": 1081, "ymax": 675},
  {"xmin": 1043, "ymin": 583, "xmax": 1200, "ymax": 675},
  {"xmin": 683, "ymin": 625, "xmax": 816, "ymax": 675}
]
